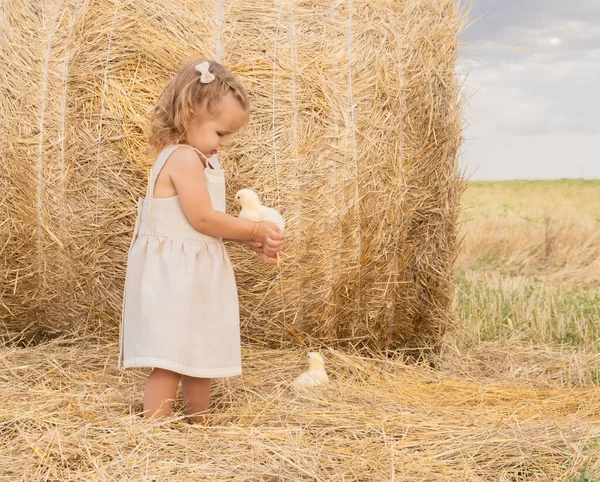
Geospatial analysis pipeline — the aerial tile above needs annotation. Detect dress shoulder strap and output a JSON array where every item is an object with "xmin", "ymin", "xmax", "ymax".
[
  {"xmin": 185, "ymin": 145, "xmax": 215, "ymax": 169},
  {"xmin": 146, "ymin": 144, "xmax": 214, "ymax": 198}
]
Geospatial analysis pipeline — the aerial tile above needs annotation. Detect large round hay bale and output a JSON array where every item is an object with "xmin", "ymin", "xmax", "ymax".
[{"xmin": 0, "ymin": 0, "xmax": 465, "ymax": 352}]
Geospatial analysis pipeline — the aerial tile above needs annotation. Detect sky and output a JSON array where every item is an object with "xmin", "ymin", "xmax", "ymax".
[{"xmin": 458, "ymin": 0, "xmax": 600, "ymax": 180}]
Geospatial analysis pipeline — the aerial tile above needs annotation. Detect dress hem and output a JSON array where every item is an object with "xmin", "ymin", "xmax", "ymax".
[{"xmin": 122, "ymin": 357, "xmax": 242, "ymax": 378}]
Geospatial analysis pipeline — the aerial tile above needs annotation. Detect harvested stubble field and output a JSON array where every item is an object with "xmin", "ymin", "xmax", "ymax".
[{"xmin": 1, "ymin": 180, "xmax": 599, "ymax": 481}]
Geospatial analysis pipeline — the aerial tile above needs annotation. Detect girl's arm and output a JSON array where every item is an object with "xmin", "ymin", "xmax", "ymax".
[{"xmin": 167, "ymin": 148, "xmax": 284, "ymax": 256}]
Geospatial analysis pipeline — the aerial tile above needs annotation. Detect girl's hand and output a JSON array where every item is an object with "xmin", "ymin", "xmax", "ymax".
[
  {"xmin": 243, "ymin": 240, "xmax": 279, "ymax": 265},
  {"xmin": 251, "ymin": 222, "xmax": 284, "ymax": 258},
  {"xmin": 244, "ymin": 240, "xmax": 263, "ymax": 254},
  {"xmin": 258, "ymin": 252, "xmax": 279, "ymax": 265}
]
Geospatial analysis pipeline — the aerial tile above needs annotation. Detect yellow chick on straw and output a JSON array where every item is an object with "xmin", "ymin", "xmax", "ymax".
[
  {"xmin": 235, "ymin": 188, "xmax": 285, "ymax": 266},
  {"xmin": 292, "ymin": 352, "xmax": 329, "ymax": 390}
]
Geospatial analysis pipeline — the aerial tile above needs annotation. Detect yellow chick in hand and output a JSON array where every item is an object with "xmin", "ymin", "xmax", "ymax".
[{"xmin": 235, "ymin": 189, "xmax": 285, "ymax": 267}]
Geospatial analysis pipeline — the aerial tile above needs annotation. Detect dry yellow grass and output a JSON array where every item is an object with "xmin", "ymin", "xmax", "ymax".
[
  {"xmin": 1, "ymin": 336, "xmax": 598, "ymax": 481},
  {"xmin": 455, "ymin": 180, "xmax": 600, "ymax": 351},
  {"xmin": 458, "ymin": 180, "xmax": 600, "ymax": 286}
]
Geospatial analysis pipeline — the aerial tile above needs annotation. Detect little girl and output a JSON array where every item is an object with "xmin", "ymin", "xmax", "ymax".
[{"xmin": 119, "ymin": 57, "xmax": 284, "ymax": 423}]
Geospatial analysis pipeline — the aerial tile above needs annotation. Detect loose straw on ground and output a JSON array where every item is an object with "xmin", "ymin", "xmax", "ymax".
[{"xmin": 1, "ymin": 335, "xmax": 598, "ymax": 480}]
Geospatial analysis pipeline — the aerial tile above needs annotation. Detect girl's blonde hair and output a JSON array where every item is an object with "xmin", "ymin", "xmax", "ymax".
[{"xmin": 149, "ymin": 57, "xmax": 249, "ymax": 153}]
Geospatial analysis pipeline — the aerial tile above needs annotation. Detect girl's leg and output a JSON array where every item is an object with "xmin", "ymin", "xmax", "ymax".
[
  {"xmin": 181, "ymin": 376, "xmax": 212, "ymax": 423},
  {"xmin": 143, "ymin": 368, "xmax": 181, "ymax": 419}
]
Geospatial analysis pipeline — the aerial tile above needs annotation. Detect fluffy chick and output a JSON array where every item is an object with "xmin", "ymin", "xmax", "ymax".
[
  {"xmin": 292, "ymin": 352, "xmax": 329, "ymax": 390},
  {"xmin": 235, "ymin": 188, "xmax": 285, "ymax": 266}
]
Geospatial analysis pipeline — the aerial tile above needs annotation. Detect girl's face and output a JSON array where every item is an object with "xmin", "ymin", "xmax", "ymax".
[{"xmin": 186, "ymin": 92, "xmax": 248, "ymax": 159}]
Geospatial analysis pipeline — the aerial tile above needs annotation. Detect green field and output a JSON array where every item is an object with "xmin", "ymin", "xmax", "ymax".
[{"xmin": 456, "ymin": 180, "xmax": 600, "ymax": 351}]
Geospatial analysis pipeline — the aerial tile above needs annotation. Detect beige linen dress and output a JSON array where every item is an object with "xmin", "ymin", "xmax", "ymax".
[{"xmin": 118, "ymin": 144, "xmax": 242, "ymax": 377}]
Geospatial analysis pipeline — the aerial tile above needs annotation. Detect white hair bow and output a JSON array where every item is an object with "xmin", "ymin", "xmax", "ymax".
[{"xmin": 195, "ymin": 61, "xmax": 215, "ymax": 84}]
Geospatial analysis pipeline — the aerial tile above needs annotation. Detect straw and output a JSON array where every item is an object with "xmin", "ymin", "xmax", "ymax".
[
  {"xmin": 0, "ymin": 0, "xmax": 466, "ymax": 354},
  {"xmin": 0, "ymin": 334, "xmax": 598, "ymax": 480}
]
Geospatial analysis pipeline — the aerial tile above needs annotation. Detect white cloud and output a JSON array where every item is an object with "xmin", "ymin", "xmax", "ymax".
[
  {"xmin": 458, "ymin": 5, "xmax": 600, "ymax": 179},
  {"xmin": 461, "ymin": 57, "xmax": 600, "ymax": 137}
]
